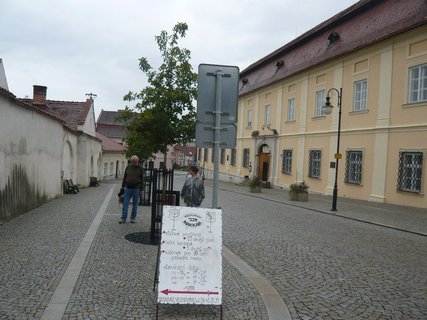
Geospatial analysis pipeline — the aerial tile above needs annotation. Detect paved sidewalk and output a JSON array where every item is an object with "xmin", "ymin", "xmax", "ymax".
[{"xmin": 214, "ymin": 178, "xmax": 427, "ymax": 236}]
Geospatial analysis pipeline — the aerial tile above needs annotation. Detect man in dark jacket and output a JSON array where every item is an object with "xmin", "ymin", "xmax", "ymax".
[{"xmin": 119, "ymin": 155, "xmax": 144, "ymax": 224}]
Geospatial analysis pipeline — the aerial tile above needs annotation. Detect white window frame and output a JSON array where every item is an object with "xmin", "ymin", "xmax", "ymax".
[
  {"xmin": 353, "ymin": 79, "xmax": 368, "ymax": 112},
  {"xmin": 314, "ymin": 90, "xmax": 325, "ymax": 117},
  {"xmin": 408, "ymin": 63, "xmax": 427, "ymax": 103},
  {"xmin": 178, "ymin": 152, "xmax": 185, "ymax": 166},
  {"xmin": 247, "ymin": 110, "xmax": 253, "ymax": 128},
  {"xmin": 264, "ymin": 104, "xmax": 271, "ymax": 125},
  {"xmin": 287, "ymin": 98, "xmax": 295, "ymax": 121},
  {"xmin": 309, "ymin": 150, "xmax": 321, "ymax": 178}
]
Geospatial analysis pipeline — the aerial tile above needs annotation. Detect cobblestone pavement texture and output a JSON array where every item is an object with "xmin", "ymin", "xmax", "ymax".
[{"xmin": 0, "ymin": 171, "xmax": 426, "ymax": 319}]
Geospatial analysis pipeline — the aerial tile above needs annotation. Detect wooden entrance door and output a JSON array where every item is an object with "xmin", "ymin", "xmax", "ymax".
[{"xmin": 258, "ymin": 153, "xmax": 270, "ymax": 181}]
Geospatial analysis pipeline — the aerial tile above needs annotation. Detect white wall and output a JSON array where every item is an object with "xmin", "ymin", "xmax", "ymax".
[
  {"xmin": 0, "ymin": 96, "xmax": 64, "ymax": 220},
  {"xmin": 101, "ymin": 152, "xmax": 126, "ymax": 180}
]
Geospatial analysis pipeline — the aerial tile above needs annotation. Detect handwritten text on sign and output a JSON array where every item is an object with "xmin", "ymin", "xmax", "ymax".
[{"xmin": 157, "ymin": 206, "xmax": 222, "ymax": 305}]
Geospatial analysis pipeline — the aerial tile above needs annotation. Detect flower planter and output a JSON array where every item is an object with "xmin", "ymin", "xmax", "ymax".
[{"xmin": 289, "ymin": 191, "xmax": 308, "ymax": 201}]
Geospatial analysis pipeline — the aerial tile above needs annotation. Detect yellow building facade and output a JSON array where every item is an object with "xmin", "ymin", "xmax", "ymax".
[{"xmin": 198, "ymin": 0, "xmax": 427, "ymax": 208}]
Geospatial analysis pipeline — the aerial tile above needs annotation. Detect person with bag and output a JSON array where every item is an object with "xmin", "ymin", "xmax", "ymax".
[
  {"xmin": 119, "ymin": 155, "xmax": 144, "ymax": 224},
  {"xmin": 181, "ymin": 165, "xmax": 205, "ymax": 207}
]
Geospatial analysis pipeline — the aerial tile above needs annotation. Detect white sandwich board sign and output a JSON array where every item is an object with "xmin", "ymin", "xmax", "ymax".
[{"xmin": 157, "ymin": 206, "xmax": 222, "ymax": 305}]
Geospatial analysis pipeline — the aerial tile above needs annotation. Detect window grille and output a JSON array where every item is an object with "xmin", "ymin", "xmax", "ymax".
[
  {"xmin": 353, "ymin": 79, "xmax": 367, "ymax": 111},
  {"xmin": 281, "ymin": 150, "xmax": 292, "ymax": 174},
  {"xmin": 203, "ymin": 148, "xmax": 208, "ymax": 162},
  {"xmin": 397, "ymin": 152, "xmax": 423, "ymax": 193},
  {"xmin": 345, "ymin": 151, "xmax": 363, "ymax": 184},
  {"xmin": 197, "ymin": 148, "xmax": 202, "ymax": 161},
  {"xmin": 243, "ymin": 148, "xmax": 250, "ymax": 168},
  {"xmin": 409, "ymin": 64, "xmax": 427, "ymax": 103},
  {"xmin": 309, "ymin": 150, "xmax": 321, "ymax": 178},
  {"xmin": 231, "ymin": 149, "xmax": 236, "ymax": 166},
  {"xmin": 220, "ymin": 149, "xmax": 225, "ymax": 164}
]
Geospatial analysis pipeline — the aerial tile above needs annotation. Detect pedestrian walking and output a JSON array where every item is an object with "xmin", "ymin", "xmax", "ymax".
[
  {"xmin": 181, "ymin": 165, "xmax": 205, "ymax": 207},
  {"xmin": 119, "ymin": 155, "xmax": 144, "ymax": 224}
]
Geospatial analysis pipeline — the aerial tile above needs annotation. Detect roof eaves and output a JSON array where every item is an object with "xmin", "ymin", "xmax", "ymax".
[
  {"xmin": 1, "ymin": 88, "xmax": 65, "ymax": 124},
  {"xmin": 239, "ymin": 0, "xmax": 427, "ymax": 97},
  {"xmin": 240, "ymin": 0, "xmax": 376, "ymax": 76}
]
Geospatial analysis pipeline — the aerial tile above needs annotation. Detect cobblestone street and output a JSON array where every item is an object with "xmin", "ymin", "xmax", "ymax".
[{"xmin": 0, "ymin": 172, "xmax": 426, "ymax": 319}]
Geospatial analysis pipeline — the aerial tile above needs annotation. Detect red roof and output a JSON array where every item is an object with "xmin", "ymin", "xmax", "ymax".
[
  {"xmin": 96, "ymin": 132, "xmax": 125, "ymax": 152},
  {"xmin": 19, "ymin": 98, "xmax": 92, "ymax": 132},
  {"xmin": 46, "ymin": 99, "xmax": 92, "ymax": 130}
]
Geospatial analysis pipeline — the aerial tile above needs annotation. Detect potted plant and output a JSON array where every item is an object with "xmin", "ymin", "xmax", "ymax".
[
  {"xmin": 249, "ymin": 177, "xmax": 262, "ymax": 193},
  {"xmin": 289, "ymin": 181, "xmax": 309, "ymax": 201}
]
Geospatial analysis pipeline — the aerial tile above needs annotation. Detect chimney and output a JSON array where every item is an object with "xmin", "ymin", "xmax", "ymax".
[{"xmin": 33, "ymin": 85, "xmax": 47, "ymax": 105}]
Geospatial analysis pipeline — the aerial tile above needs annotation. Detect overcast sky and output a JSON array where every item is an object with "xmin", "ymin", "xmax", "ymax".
[{"xmin": 1, "ymin": 0, "xmax": 359, "ymax": 119}]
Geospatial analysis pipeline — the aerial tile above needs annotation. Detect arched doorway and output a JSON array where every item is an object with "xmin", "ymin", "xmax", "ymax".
[
  {"xmin": 62, "ymin": 141, "xmax": 73, "ymax": 179},
  {"xmin": 257, "ymin": 144, "xmax": 271, "ymax": 182}
]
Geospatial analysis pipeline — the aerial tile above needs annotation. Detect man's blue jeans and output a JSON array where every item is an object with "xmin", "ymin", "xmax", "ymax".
[{"xmin": 121, "ymin": 187, "xmax": 139, "ymax": 221}]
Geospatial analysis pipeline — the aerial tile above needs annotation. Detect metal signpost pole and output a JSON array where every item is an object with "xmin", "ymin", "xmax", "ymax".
[
  {"xmin": 196, "ymin": 64, "xmax": 238, "ymax": 209},
  {"xmin": 212, "ymin": 70, "xmax": 223, "ymax": 209}
]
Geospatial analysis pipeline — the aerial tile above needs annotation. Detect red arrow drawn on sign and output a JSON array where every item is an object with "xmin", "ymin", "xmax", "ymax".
[{"xmin": 161, "ymin": 289, "xmax": 219, "ymax": 296}]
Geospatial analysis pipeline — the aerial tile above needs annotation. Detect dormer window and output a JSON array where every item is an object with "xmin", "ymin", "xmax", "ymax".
[{"xmin": 328, "ymin": 31, "xmax": 340, "ymax": 47}]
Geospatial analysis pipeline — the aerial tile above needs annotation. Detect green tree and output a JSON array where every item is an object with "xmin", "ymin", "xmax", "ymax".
[{"xmin": 122, "ymin": 22, "xmax": 197, "ymax": 164}]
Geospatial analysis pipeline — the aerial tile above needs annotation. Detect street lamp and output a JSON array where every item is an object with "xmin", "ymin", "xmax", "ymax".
[{"xmin": 322, "ymin": 88, "xmax": 342, "ymax": 211}]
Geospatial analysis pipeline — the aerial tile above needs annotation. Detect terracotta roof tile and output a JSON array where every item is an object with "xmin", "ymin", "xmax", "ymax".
[
  {"xmin": 0, "ymin": 87, "xmax": 64, "ymax": 124},
  {"xmin": 46, "ymin": 99, "xmax": 92, "ymax": 131},
  {"xmin": 19, "ymin": 98, "xmax": 92, "ymax": 132}
]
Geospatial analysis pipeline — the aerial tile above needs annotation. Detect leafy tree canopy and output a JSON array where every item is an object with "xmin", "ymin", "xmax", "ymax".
[{"xmin": 121, "ymin": 22, "xmax": 197, "ymax": 161}]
